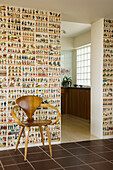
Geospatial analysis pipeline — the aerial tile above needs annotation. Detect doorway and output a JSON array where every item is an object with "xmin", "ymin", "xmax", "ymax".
[{"xmin": 61, "ymin": 21, "xmax": 98, "ymax": 143}]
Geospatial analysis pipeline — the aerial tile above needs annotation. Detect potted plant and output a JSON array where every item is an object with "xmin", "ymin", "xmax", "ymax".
[{"xmin": 62, "ymin": 76, "xmax": 72, "ymax": 87}]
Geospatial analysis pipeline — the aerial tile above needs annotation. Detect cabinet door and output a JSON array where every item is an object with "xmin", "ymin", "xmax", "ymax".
[
  {"xmin": 69, "ymin": 89, "xmax": 79, "ymax": 116},
  {"xmin": 61, "ymin": 93, "xmax": 65, "ymax": 114},
  {"xmin": 61, "ymin": 89, "xmax": 68, "ymax": 114},
  {"xmin": 79, "ymin": 89, "xmax": 86, "ymax": 118},
  {"xmin": 79, "ymin": 89, "xmax": 90, "ymax": 120},
  {"xmin": 85, "ymin": 89, "xmax": 90, "ymax": 120}
]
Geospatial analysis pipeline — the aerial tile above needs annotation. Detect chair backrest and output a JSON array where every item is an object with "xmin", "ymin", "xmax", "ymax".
[{"xmin": 16, "ymin": 95, "xmax": 43, "ymax": 121}]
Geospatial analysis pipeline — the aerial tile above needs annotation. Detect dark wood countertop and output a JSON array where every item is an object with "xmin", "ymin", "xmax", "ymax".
[{"xmin": 61, "ymin": 86, "xmax": 91, "ymax": 90}]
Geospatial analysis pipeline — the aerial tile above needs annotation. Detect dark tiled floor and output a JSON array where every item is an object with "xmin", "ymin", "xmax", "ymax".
[
  {"xmin": 1, "ymin": 139, "xmax": 113, "ymax": 169},
  {"xmin": 31, "ymin": 159, "xmax": 61, "ymax": 170}
]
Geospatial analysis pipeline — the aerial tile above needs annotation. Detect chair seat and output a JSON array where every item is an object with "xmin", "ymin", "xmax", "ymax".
[{"xmin": 21, "ymin": 119, "xmax": 52, "ymax": 127}]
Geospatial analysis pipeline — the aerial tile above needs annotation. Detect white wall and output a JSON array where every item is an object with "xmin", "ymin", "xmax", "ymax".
[
  {"xmin": 61, "ymin": 31, "xmax": 91, "ymax": 85},
  {"xmin": 61, "ymin": 37, "xmax": 74, "ymax": 50},
  {"xmin": 91, "ymin": 19, "xmax": 103, "ymax": 138},
  {"xmin": 61, "ymin": 37, "xmax": 74, "ymax": 84},
  {"xmin": 61, "ymin": 50, "xmax": 73, "ymax": 81},
  {"xmin": 74, "ymin": 31, "xmax": 91, "ymax": 48}
]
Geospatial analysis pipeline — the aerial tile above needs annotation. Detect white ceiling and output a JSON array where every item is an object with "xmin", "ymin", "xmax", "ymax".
[
  {"xmin": 61, "ymin": 21, "xmax": 91, "ymax": 38},
  {"xmin": 1, "ymin": 0, "xmax": 113, "ymax": 24}
]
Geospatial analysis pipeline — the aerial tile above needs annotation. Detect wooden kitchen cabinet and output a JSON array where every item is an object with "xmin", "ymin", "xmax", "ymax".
[
  {"xmin": 61, "ymin": 88, "xmax": 68, "ymax": 114},
  {"xmin": 68, "ymin": 88, "xmax": 79, "ymax": 116},
  {"xmin": 61, "ymin": 87, "xmax": 90, "ymax": 120}
]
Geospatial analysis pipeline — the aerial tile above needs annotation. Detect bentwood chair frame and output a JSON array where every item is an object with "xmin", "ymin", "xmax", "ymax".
[{"xmin": 11, "ymin": 95, "xmax": 61, "ymax": 160}]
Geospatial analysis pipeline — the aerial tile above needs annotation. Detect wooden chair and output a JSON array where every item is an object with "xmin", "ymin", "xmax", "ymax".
[{"xmin": 11, "ymin": 95, "xmax": 61, "ymax": 160}]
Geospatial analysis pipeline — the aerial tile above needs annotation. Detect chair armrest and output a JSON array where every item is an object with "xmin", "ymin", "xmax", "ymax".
[
  {"xmin": 11, "ymin": 105, "xmax": 25, "ymax": 126},
  {"xmin": 40, "ymin": 104, "xmax": 61, "ymax": 125}
]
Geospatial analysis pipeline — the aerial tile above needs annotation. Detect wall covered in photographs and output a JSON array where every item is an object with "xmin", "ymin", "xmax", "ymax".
[
  {"xmin": 103, "ymin": 19, "xmax": 113, "ymax": 136},
  {"xmin": 0, "ymin": 5, "xmax": 61, "ymax": 149}
]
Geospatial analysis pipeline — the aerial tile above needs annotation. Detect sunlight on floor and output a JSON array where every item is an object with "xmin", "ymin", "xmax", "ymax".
[{"xmin": 61, "ymin": 114, "xmax": 98, "ymax": 143}]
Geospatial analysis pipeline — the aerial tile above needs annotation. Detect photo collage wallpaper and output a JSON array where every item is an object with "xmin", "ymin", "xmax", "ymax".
[
  {"xmin": 103, "ymin": 19, "xmax": 113, "ymax": 136},
  {"xmin": 0, "ymin": 5, "xmax": 61, "ymax": 148}
]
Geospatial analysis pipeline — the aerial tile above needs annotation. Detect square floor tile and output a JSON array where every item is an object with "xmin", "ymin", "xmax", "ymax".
[
  {"xmin": 31, "ymin": 159, "xmax": 61, "ymax": 170},
  {"xmin": 0, "ymin": 155, "xmax": 24, "ymax": 166},
  {"xmin": 77, "ymin": 140, "xmax": 99, "ymax": 147},
  {"xmin": 104, "ymin": 144, "xmax": 113, "ymax": 150},
  {"xmin": 98, "ymin": 151, "xmax": 113, "ymax": 161},
  {"xmin": 59, "ymin": 143, "xmax": 80, "ymax": 149},
  {"xmin": 55, "ymin": 156, "xmax": 84, "ymax": 167},
  {"xmin": 4, "ymin": 163, "xmax": 33, "ymax": 170},
  {"xmin": 101, "ymin": 140, "xmax": 113, "ymax": 146},
  {"xmin": 77, "ymin": 139, "xmax": 110, "ymax": 147},
  {"xmin": 90, "ymin": 161, "xmax": 113, "ymax": 170},
  {"xmin": 41, "ymin": 144, "xmax": 63, "ymax": 152},
  {"xmin": 19, "ymin": 146, "xmax": 42, "ymax": 154},
  {"xmin": 10, "ymin": 149, "xmax": 22, "ymax": 156},
  {"xmin": 47, "ymin": 149, "xmax": 72, "ymax": 158},
  {"xmin": 0, "ymin": 149, "xmax": 21, "ymax": 158},
  {"xmin": 65, "ymin": 165, "xmax": 93, "ymax": 170},
  {"xmin": 0, "ymin": 151, "xmax": 10, "ymax": 158},
  {"xmin": 108, "ymin": 138, "xmax": 113, "ymax": 142},
  {"xmin": 67, "ymin": 147, "xmax": 92, "ymax": 155},
  {"xmin": 85, "ymin": 145, "xmax": 111, "ymax": 153},
  {"xmin": 27, "ymin": 152, "xmax": 50, "ymax": 162},
  {"xmin": 77, "ymin": 153, "xmax": 105, "ymax": 164},
  {"xmin": 77, "ymin": 139, "xmax": 113, "ymax": 147}
]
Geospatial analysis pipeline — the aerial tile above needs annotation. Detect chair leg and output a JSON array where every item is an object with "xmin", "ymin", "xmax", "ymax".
[
  {"xmin": 24, "ymin": 126, "xmax": 30, "ymax": 161},
  {"xmin": 39, "ymin": 126, "xmax": 44, "ymax": 148},
  {"xmin": 45, "ymin": 125, "xmax": 52, "ymax": 157},
  {"xmin": 15, "ymin": 126, "xmax": 24, "ymax": 151}
]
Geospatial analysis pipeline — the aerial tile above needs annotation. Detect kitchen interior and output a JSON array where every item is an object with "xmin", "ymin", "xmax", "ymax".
[{"xmin": 61, "ymin": 21, "xmax": 97, "ymax": 143}]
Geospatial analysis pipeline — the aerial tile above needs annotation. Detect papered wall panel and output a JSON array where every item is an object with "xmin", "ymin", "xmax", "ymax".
[
  {"xmin": 103, "ymin": 19, "xmax": 113, "ymax": 136},
  {"xmin": 0, "ymin": 5, "xmax": 61, "ymax": 148}
]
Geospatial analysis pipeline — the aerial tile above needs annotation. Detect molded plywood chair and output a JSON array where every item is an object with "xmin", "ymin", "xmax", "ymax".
[{"xmin": 11, "ymin": 95, "xmax": 61, "ymax": 160}]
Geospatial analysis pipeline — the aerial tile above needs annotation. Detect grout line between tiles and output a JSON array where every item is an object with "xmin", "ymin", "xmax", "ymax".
[
  {"xmin": 50, "ymin": 155, "xmax": 75, "ymax": 160},
  {"xmin": 0, "ymin": 160, "xmax": 5, "ymax": 170},
  {"xmin": 30, "ymin": 158, "xmax": 52, "ymax": 163},
  {"xmin": 104, "ymin": 145, "xmax": 113, "ymax": 152},
  {"xmin": 75, "ymin": 139, "xmax": 113, "ymax": 147},
  {"xmin": 83, "ymin": 146, "xmax": 113, "ymax": 154},
  {"xmin": 39, "ymin": 146, "xmax": 65, "ymax": 170},
  {"xmin": 30, "ymin": 156, "xmax": 72, "ymax": 163},
  {"xmin": 0, "ymin": 153, "xmax": 21, "ymax": 159},
  {"xmin": 60, "ymin": 144, "xmax": 113, "ymax": 156},
  {"xmin": 19, "ymin": 150, "xmax": 43, "ymax": 155},
  {"xmin": 3, "ymin": 161, "xmax": 33, "ymax": 167},
  {"xmin": 53, "ymin": 162, "xmax": 103, "ymax": 170},
  {"xmin": 18, "ymin": 148, "xmax": 35, "ymax": 170},
  {"xmin": 58, "ymin": 145, "xmax": 95, "ymax": 170},
  {"xmin": 76, "ymin": 142, "xmax": 113, "ymax": 166},
  {"xmin": 88, "ymin": 160, "xmax": 111, "ymax": 165},
  {"xmin": 50, "ymin": 168, "xmax": 63, "ymax": 170}
]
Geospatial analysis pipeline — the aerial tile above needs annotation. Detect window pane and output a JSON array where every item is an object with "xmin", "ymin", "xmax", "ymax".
[
  {"xmin": 87, "ymin": 80, "xmax": 90, "ymax": 85},
  {"xmin": 88, "ymin": 47, "xmax": 90, "ymax": 52},
  {"xmin": 88, "ymin": 53, "xmax": 90, "ymax": 59},
  {"xmin": 77, "ymin": 74, "xmax": 80, "ymax": 79},
  {"xmin": 76, "ymin": 45, "xmax": 91, "ymax": 86},
  {"xmin": 88, "ymin": 60, "xmax": 90, "ymax": 66},
  {"xmin": 88, "ymin": 73, "xmax": 90, "ymax": 79},
  {"xmin": 84, "ymin": 47, "xmax": 87, "ymax": 53},
  {"xmin": 87, "ymin": 67, "xmax": 90, "ymax": 72}
]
